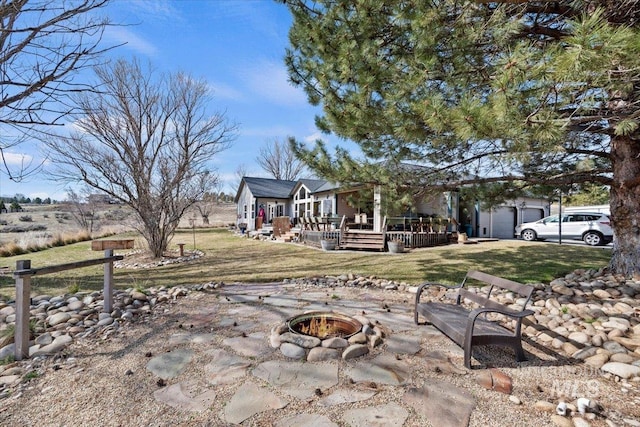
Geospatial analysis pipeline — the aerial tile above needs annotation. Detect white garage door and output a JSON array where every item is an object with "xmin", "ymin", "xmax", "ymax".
[
  {"xmin": 523, "ymin": 208, "xmax": 544, "ymax": 223},
  {"xmin": 489, "ymin": 207, "xmax": 517, "ymax": 239}
]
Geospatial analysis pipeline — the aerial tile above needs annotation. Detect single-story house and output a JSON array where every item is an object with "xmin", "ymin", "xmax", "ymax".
[{"xmin": 234, "ymin": 176, "xmax": 550, "ymax": 238}]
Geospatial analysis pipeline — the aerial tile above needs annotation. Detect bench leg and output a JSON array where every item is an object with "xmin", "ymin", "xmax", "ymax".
[
  {"xmin": 514, "ymin": 342, "xmax": 526, "ymax": 362},
  {"xmin": 464, "ymin": 346, "xmax": 472, "ymax": 369}
]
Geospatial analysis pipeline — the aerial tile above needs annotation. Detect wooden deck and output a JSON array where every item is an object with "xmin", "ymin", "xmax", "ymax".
[{"xmin": 339, "ymin": 230, "xmax": 385, "ymax": 251}]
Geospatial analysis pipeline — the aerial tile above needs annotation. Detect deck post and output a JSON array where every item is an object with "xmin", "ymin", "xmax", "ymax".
[
  {"xmin": 14, "ymin": 260, "xmax": 31, "ymax": 361},
  {"xmin": 373, "ymin": 185, "xmax": 382, "ymax": 232}
]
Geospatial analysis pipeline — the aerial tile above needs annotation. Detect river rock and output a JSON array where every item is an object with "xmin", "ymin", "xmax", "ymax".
[
  {"xmin": 47, "ymin": 312, "xmax": 72, "ymax": 326},
  {"xmin": 280, "ymin": 343, "xmax": 306, "ymax": 359},
  {"xmin": 612, "ymin": 336, "xmax": 640, "ymax": 352},
  {"xmin": 601, "ymin": 362, "xmax": 640, "ymax": 379},
  {"xmin": 279, "ymin": 332, "xmax": 321, "ymax": 349},
  {"xmin": 322, "ymin": 337, "xmax": 349, "ymax": 349},
  {"xmin": 342, "ymin": 344, "xmax": 369, "ymax": 360},
  {"xmin": 307, "ymin": 347, "xmax": 340, "ymax": 361}
]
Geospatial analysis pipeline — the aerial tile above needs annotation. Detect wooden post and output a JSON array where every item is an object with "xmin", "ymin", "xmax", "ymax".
[
  {"xmin": 91, "ymin": 240, "xmax": 133, "ymax": 313},
  {"xmin": 177, "ymin": 243, "xmax": 185, "ymax": 257},
  {"xmin": 14, "ymin": 260, "xmax": 31, "ymax": 361},
  {"xmin": 103, "ymin": 249, "xmax": 113, "ymax": 313}
]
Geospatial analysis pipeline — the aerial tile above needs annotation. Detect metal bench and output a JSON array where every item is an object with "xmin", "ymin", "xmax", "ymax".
[{"xmin": 414, "ymin": 270, "xmax": 534, "ymax": 368}]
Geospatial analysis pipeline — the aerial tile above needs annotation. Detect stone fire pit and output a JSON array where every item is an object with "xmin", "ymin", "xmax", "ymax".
[{"xmin": 270, "ymin": 311, "xmax": 385, "ymax": 361}]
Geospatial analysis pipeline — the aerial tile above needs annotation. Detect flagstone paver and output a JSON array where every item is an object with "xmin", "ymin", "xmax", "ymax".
[
  {"xmin": 222, "ymin": 332, "xmax": 274, "ymax": 357},
  {"xmin": 345, "ymin": 354, "xmax": 412, "ymax": 385},
  {"xmin": 168, "ymin": 332, "xmax": 216, "ymax": 346},
  {"xmin": 223, "ymin": 381, "xmax": 288, "ymax": 424},
  {"xmin": 146, "ymin": 348, "xmax": 194, "ymax": 379},
  {"xmin": 403, "ymin": 378, "xmax": 476, "ymax": 427},
  {"xmin": 275, "ymin": 413, "xmax": 339, "ymax": 427},
  {"xmin": 342, "ymin": 403, "xmax": 409, "ymax": 427},
  {"xmin": 152, "ymin": 380, "xmax": 216, "ymax": 412},
  {"xmin": 252, "ymin": 360, "xmax": 340, "ymax": 399},
  {"xmin": 384, "ymin": 333, "xmax": 422, "ymax": 354},
  {"xmin": 203, "ymin": 348, "xmax": 251, "ymax": 385},
  {"xmin": 316, "ymin": 388, "xmax": 377, "ymax": 407}
]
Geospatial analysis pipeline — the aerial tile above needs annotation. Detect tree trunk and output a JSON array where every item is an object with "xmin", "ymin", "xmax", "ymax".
[
  {"xmin": 608, "ymin": 135, "xmax": 640, "ymax": 278},
  {"xmin": 142, "ymin": 218, "xmax": 169, "ymax": 259}
]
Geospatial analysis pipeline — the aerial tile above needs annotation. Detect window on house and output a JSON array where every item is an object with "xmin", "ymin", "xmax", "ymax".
[{"xmin": 243, "ymin": 204, "xmax": 247, "ymax": 219}]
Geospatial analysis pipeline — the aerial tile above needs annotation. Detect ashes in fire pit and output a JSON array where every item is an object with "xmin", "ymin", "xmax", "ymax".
[{"xmin": 287, "ymin": 311, "xmax": 362, "ymax": 339}]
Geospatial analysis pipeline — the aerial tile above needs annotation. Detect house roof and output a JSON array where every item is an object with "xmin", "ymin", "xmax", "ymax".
[
  {"xmin": 298, "ymin": 179, "xmax": 338, "ymax": 193},
  {"xmin": 234, "ymin": 176, "xmax": 344, "ymax": 203},
  {"xmin": 237, "ymin": 177, "xmax": 298, "ymax": 201}
]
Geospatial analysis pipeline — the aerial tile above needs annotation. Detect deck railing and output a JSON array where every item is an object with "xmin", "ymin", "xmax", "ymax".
[{"xmin": 385, "ymin": 231, "xmax": 449, "ymax": 248}]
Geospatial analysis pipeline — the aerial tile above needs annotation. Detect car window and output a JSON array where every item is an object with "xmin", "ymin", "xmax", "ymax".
[{"xmin": 545, "ymin": 215, "xmax": 559, "ymax": 223}]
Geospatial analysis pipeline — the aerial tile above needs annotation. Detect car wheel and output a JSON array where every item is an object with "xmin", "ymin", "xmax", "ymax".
[
  {"xmin": 521, "ymin": 229, "xmax": 537, "ymax": 241},
  {"xmin": 583, "ymin": 231, "xmax": 603, "ymax": 246}
]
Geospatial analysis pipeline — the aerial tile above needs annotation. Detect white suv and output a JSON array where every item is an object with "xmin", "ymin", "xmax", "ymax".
[{"xmin": 515, "ymin": 212, "xmax": 613, "ymax": 246}]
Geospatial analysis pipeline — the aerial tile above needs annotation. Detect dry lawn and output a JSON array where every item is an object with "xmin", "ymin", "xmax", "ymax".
[{"xmin": 0, "ymin": 226, "xmax": 611, "ymax": 301}]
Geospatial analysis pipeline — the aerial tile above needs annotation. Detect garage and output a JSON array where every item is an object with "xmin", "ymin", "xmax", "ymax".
[
  {"xmin": 477, "ymin": 206, "xmax": 546, "ymax": 239},
  {"xmin": 478, "ymin": 207, "xmax": 517, "ymax": 239}
]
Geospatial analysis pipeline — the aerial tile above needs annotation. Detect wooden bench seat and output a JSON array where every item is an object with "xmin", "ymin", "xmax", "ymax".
[{"xmin": 414, "ymin": 270, "xmax": 534, "ymax": 369}]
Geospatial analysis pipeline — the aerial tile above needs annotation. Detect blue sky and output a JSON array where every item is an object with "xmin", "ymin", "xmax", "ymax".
[{"xmin": 0, "ymin": 0, "xmax": 347, "ymax": 200}]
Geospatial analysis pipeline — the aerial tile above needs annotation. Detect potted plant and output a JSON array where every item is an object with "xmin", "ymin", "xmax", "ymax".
[
  {"xmin": 387, "ymin": 239, "xmax": 404, "ymax": 253},
  {"xmin": 320, "ymin": 238, "xmax": 337, "ymax": 251}
]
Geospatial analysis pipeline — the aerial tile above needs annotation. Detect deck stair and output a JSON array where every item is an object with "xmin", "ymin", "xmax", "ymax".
[
  {"xmin": 339, "ymin": 231, "xmax": 385, "ymax": 251},
  {"xmin": 278, "ymin": 230, "xmax": 299, "ymax": 243}
]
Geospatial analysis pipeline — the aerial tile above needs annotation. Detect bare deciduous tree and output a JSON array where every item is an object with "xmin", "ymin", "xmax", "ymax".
[
  {"xmin": 0, "ymin": 0, "xmax": 115, "ymax": 180},
  {"xmin": 256, "ymin": 137, "xmax": 306, "ymax": 181},
  {"xmin": 65, "ymin": 187, "xmax": 98, "ymax": 234},
  {"xmin": 232, "ymin": 163, "xmax": 247, "ymax": 194},
  {"xmin": 46, "ymin": 59, "xmax": 237, "ymax": 257},
  {"xmin": 195, "ymin": 188, "xmax": 220, "ymax": 226}
]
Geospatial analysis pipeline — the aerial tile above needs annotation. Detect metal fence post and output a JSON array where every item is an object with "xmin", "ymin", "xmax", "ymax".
[
  {"xmin": 14, "ymin": 260, "xmax": 31, "ymax": 361},
  {"xmin": 103, "ymin": 249, "xmax": 113, "ymax": 313}
]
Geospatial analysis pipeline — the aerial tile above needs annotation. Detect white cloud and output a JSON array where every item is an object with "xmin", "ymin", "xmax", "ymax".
[
  {"xmin": 105, "ymin": 27, "xmax": 158, "ymax": 57},
  {"xmin": 304, "ymin": 132, "xmax": 324, "ymax": 144},
  {"xmin": 2, "ymin": 151, "xmax": 33, "ymax": 166},
  {"xmin": 209, "ymin": 82, "xmax": 244, "ymax": 102},
  {"xmin": 126, "ymin": 0, "xmax": 180, "ymax": 21},
  {"xmin": 242, "ymin": 60, "xmax": 308, "ymax": 107}
]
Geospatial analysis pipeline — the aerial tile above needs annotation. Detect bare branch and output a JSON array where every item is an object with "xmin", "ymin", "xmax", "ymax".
[
  {"xmin": 256, "ymin": 136, "xmax": 307, "ymax": 180},
  {"xmin": 0, "ymin": 0, "xmax": 117, "ymax": 181}
]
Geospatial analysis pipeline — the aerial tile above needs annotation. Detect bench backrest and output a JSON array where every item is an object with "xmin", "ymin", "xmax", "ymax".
[{"xmin": 456, "ymin": 270, "xmax": 534, "ymax": 310}]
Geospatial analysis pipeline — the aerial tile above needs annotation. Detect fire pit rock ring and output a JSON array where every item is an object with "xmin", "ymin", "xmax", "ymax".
[{"xmin": 269, "ymin": 311, "xmax": 386, "ymax": 361}]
